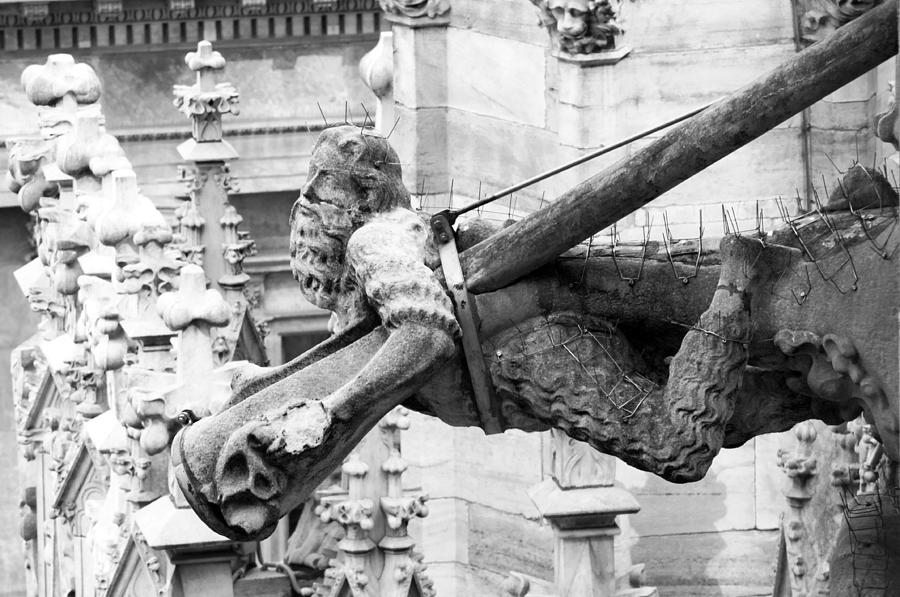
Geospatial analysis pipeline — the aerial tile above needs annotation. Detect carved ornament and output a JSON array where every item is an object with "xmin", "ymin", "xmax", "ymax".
[
  {"xmin": 798, "ymin": 0, "xmax": 883, "ymax": 43},
  {"xmin": 378, "ymin": 0, "xmax": 449, "ymax": 19},
  {"xmin": 529, "ymin": 0, "xmax": 623, "ymax": 55}
]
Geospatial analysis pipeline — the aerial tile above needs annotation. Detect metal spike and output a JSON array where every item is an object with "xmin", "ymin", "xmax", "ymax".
[
  {"xmin": 360, "ymin": 103, "xmax": 372, "ymax": 131},
  {"xmin": 824, "ymin": 152, "xmax": 845, "ymax": 175},
  {"xmin": 580, "ymin": 234, "xmax": 594, "ymax": 286},
  {"xmin": 386, "ymin": 116, "xmax": 401, "ymax": 139},
  {"xmin": 316, "ymin": 102, "xmax": 328, "ymax": 127}
]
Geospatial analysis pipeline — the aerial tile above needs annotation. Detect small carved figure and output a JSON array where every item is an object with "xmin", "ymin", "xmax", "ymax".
[
  {"xmin": 173, "ymin": 126, "xmax": 899, "ymax": 541},
  {"xmin": 378, "ymin": 0, "xmax": 450, "ymax": 19},
  {"xmin": 530, "ymin": 0, "xmax": 623, "ymax": 54},
  {"xmin": 801, "ymin": 0, "xmax": 882, "ymax": 43}
]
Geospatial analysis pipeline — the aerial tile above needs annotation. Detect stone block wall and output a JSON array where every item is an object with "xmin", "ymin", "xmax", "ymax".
[{"xmin": 403, "ymin": 414, "xmax": 554, "ymax": 595}]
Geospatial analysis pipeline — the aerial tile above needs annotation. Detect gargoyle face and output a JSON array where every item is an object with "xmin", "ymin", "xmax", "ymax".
[{"xmin": 549, "ymin": 0, "xmax": 591, "ymax": 38}]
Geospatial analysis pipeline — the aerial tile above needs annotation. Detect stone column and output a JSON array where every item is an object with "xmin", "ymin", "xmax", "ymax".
[
  {"xmin": 776, "ymin": 422, "xmax": 819, "ymax": 597},
  {"xmin": 527, "ymin": 431, "xmax": 656, "ymax": 597},
  {"xmin": 381, "ymin": 0, "xmax": 451, "ymax": 198}
]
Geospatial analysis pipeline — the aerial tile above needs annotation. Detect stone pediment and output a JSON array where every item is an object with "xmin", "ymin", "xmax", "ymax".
[
  {"xmin": 51, "ymin": 439, "xmax": 109, "ymax": 537},
  {"xmin": 134, "ymin": 496, "xmax": 232, "ymax": 552},
  {"xmin": 21, "ymin": 360, "xmax": 54, "ymax": 433},
  {"xmin": 104, "ymin": 531, "xmax": 167, "ymax": 597},
  {"xmin": 222, "ymin": 305, "xmax": 268, "ymax": 367}
]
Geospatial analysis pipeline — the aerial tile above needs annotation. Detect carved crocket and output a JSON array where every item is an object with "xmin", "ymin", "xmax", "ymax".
[{"xmin": 172, "ymin": 125, "xmax": 899, "ymax": 540}]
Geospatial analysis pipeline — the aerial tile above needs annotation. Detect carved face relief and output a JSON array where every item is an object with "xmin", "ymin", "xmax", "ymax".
[
  {"xmin": 533, "ymin": 0, "xmax": 621, "ymax": 54},
  {"xmin": 549, "ymin": 0, "xmax": 591, "ymax": 38},
  {"xmin": 289, "ymin": 126, "xmax": 410, "ymax": 312}
]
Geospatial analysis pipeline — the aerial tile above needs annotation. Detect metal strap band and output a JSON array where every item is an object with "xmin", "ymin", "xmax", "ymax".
[{"xmin": 430, "ymin": 212, "xmax": 503, "ymax": 435}]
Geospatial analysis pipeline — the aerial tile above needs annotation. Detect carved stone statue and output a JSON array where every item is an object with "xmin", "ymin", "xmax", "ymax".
[
  {"xmin": 529, "ymin": 0, "xmax": 623, "ymax": 54},
  {"xmin": 172, "ymin": 125, "xmax": 899, "ymax": 541},
  {"xmin": 800, "ymin": 0, "xmax": 883, "ymax": 43}
]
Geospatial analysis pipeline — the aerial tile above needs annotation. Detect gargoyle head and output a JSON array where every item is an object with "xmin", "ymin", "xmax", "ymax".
[{"xmin": 289, "ymin": 125, "xmax": 410, "ymax": 311}]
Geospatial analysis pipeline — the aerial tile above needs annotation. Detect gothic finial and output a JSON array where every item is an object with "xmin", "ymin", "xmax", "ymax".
[
  {"xmin": 359, "ymin": 32, "xmax": 394, "ymax": 100},
  {"xmin": 54, "ymin": 113, "xmax": 130, "ymax": 185},
  {"xmin": 157, "ymin": 264, "xmax": 231, "ymax": 331},
  {"xmin": 21, "ymin": 54, "xmax": 102, "ymax": 108},
  {"xmin": 94, "ymin": 169, "xmax": 164, "ymax": 268},
  {"xmin": 173, "ymin": 41, "xmax": 239, "ymax": 146},
  {"xmin": 185, "ymin": 40, "xmax": 227, "ymax": 84}
]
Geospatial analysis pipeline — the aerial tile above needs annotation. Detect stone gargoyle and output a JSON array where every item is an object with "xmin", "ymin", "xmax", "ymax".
[{"xmin": 172, "ymin": 125, "xmax": 899, "ymax": 540}]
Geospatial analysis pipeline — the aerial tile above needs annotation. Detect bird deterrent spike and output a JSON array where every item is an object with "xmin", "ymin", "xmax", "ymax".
[
  {"xmin": 316, "ymin": 102, "xmax": 328, "ymax": 127},
  {"xmin": 539, "ymin": 191, "xmax": 546, "ymax": 210},
  {"xmin": 344, "ymin": 101, "xmax": 349, "ymax": 125},
  {"xmin": 824, "ymin": 152, "xmax": 845, "ymax": 175},
  {"xmin": 821, "ymin": 173, "xmax": 831, "ymax": 202},
  {"xmin": 794, "ymin": 188, "xmax": 810, "ymax": 216},
  {"xmin": 359, "ymin": 103, "xmax": 372, "ymax": 132},
  {"xmin": 580, "ymin": 234, "xmax": 594, "ymax": 286},
  {"xmin": 810, "ymin": 185, "xmax": 824, "ymax": 212},
  {"xmin": 756, "ymin": 200, "xmax": 766, "ymax": 239},
  {"xmin": 386, "ymin": 116, "xmax": 401, "ymax": 139}
]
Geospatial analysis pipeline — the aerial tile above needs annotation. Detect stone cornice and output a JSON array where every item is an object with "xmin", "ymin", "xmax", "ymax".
[{"xmin": 0, "ymin": 0, "xmax": 379, "ymax": 27}]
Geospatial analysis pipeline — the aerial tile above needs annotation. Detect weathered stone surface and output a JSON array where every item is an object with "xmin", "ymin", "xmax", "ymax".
[
  {"xmin": 393, "ymin": 23, "xmax": 449, "ymax": 110},
  {"xmin": 468, "ymin": 503, "xmax": 553, "ymax": 583},
  {"xmin": 755, "ymin": 432, "xmax": 789, "ymax": 530},
  {"xmin": 174, "ymin": 118, "xmax": 900, "ymax": 543},
  {"xmin": 618, "ymin": 442, "xmax": 757, "ymax": 536},
  {"xmin": 622, "ymin": 0, "xmax": 794, "ymax": 52},
  {"xmin": 403, "ymin": 413, "xmax": 545, "ymax": 516},
  {"xmin": 451, "ymin": 0, "xmax": 548, "ymax": 46},
  {"xmin": 632, "ymin": 529, "xmax": 779, "ymax": 596},
  {"xmin": 446, "ymin": 28, "xmax": 546, "ymax": 127}
]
